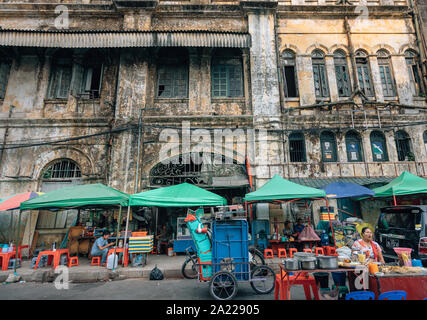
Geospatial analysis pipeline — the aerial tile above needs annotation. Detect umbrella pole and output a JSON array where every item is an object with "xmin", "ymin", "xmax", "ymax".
[
  {"xmin": 14, "ymin": 210, "xmax": 22, "ymax": 274},
  {"xmin": 122, "ymin": 205, "xmax": 131, "ymax": 267},
  {"xmin": 112, "ymin": 205, "xmax": 122, "ymax": 271},
  {"xmin": 393, "ymin": 195, "xmax": 397, "ymax": 206},
  {"xmin": 325, "ymin": 197, "xmax": 337, "ymax": 248}
]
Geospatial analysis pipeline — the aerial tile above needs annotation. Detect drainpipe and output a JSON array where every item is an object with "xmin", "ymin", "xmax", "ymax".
[
  {"xmin": 0, "ymin": 105, "xmax": 14, "ymax": 174},
  {"xmin": 344, "ymin": 16, "xmax": 360, "ymax": 92}
]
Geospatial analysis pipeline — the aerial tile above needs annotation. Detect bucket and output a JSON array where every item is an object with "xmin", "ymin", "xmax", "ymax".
[
  {"xmin": 368, "ymin": 263, "xmax": 379, "ymax": 275},
  {"xmin": 331, "ymin": 271, "xmax": 347, "ymax": 287},
  {"xmin": 313, "ymin": 272, "xmax": 329, "ymax": 289},
  {"xmin": 168, "ymin": 247, "xmax": 173, "ymax": 257}
]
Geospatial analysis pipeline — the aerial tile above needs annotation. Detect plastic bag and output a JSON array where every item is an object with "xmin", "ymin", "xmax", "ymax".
[
  {"xmin": 149, "ymin": 264, "xmax": 164, "ymax": 280},
  {"xmin": 298, "ymin": 225, "xmax": 320, "ymax": 241}
]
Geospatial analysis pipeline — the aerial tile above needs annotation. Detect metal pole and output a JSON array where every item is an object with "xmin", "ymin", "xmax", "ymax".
[
  {"xmin": 122, "ymin": 205, "xmax": 131, "ymax": 266},
  {"xmin": 393, "ymin": 195, "xmax": 397, "ymax": 206},
  {"xmin": 325, "ymin": 197, "xmax": 337, "ymax": 248},
  {"xmin": 14, "ymin": 210, "xmax": 22, "ymax": 274},
  {"xmin": 112, "ymin": 205, "xmax": 122, "ymax": 271}
]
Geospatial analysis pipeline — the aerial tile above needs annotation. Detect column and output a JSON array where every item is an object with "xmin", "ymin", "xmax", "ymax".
[
  {"xmin": 369, "ymin": 55, "xmax": 384, "ymax": 102},
  {"xmin": 296, "ymin": 55, "xmax": 316, "ymax": 106},
  {"xmin": 391, "ymin": 54, "xmax": 414, "ymax": 105},
  {"xmin": 325, "ymin": 54, "xmax": 339, "ymax": 102}
]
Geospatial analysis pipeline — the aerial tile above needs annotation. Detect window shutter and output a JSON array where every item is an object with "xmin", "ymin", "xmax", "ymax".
[
  {"xmin": 70, "ymin": 63, "xmax": 85, "ymax": 97},
  {"xmin": 58, "ymin": 66, "xmax": 72, "ymax": 98},
  {"xmin": 0, "ymin": 62, "xmax": 11, "ymax": 99}
]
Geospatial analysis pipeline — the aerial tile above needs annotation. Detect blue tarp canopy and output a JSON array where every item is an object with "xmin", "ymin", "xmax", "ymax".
[{"xmin": 320, "ymin": 182, "xmax": 375, "ymax": 199}]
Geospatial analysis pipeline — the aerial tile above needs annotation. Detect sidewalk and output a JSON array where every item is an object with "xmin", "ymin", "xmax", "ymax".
[{"xmin": 0, "ymin": 254, "xmax": 283, "ymax": 283}]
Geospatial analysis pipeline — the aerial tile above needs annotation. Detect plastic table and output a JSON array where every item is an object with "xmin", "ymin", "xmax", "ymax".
[{"xmin": 34, "ymin": 249, "xmax": 70, "ymax": 270}]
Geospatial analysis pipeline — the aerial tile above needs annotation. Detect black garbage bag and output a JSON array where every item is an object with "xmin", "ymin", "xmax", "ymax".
[{"xmin": 149, "ymin": 264, "xmax": 164, "ymax": 280}]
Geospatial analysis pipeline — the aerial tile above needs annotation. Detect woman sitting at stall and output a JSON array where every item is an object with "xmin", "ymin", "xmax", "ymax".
[{"xmin": 351, "ymin": 227, "xmax": 385, "ymax": 264}]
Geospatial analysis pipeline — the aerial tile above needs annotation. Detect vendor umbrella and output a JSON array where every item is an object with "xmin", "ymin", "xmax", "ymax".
[
  {"xmin": 321, "ymin": 182, "xmax": 375, "ymax": 199},
  {"xmin": 0, "ymin": 192, "xmax": 43, "ymax": 211}
]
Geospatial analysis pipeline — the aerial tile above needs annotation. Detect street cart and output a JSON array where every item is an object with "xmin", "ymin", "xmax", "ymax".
[{"xmin": 185, "ymin": 208, "xmax": 275, "ymax": 300}]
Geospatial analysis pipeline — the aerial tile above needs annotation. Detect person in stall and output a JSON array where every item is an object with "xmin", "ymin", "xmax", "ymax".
[
  {"xmin": 351, "ymin": 227, "xmax": 385, "ymax": 264},
  {"xmin": 294, "ymin": 218, "xmax": 305, "ymax": 236},
  {"xmin": 283, "ymin": 220, "xmax": 297, "ymax": 238},
  {"xmin": 90, "ymin": 230, "xmax": 115, "ymax": 264},
  {"xmin": 156, "ymin": 225, "xmax": 171, "ymax": 254}
]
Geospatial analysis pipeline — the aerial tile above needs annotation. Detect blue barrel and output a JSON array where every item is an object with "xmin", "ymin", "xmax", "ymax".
[
  {"xmin": 331, "ymin": 271, "xmax": 347, "ymax": 287},
  {"xmin": 212, "ymin": 220, "xmax": 249, "ymax": 281}
]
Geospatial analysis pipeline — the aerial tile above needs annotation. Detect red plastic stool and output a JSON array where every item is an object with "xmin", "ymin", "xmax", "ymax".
[
  {"xmin": 264, "ymin": 249, "xmax": 274, "ymax": 259},
  {"xmin": 280, "ymin": 272, "xmax": 320, "ymax": 300},
  {"xmin": 314, "ymin": 247, "xmax": 325, "ymax": 256},
  {"xmin": 323, "ymin": 246, "xmax": 338, "ymax": 256},
  {"xmin": 288, "ymin": 248, "xmax": 297, "ymax": 258},
  {"xmin": 278, "ymin": 248, "xmax": 287, "ymax": 258},
  {"xmin": 91, "ymin": 256, "xmax": 101, "ymax": 266},
  {"xmin": 68, "ymin": 256, "xmax": 79, "ymax": 267},
  {"xmin": 303, "ymin": 248, "xmax": 312, "ymax": 253}
]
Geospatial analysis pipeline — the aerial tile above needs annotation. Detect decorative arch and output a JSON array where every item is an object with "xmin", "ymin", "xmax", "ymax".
[
  {"xmin": 372, "ymin": 44, "xmax": 396, "ymax": 56},
  {"xmin": 398, "ymin": 44, "xmax": 418, "ymax": 55},
  {"xmin": 329, "ymin": 45, "xmax": 349, "ymax": 56},
  {"xmin": 33, "ymin": 147, "xmax": 94, "ymax": 180},
  {"xmin": 353, "ymin": 45, "xmax": 373, "ymax": 55},
  {"xmin": 280, "ymin": 44, "xmax": 300, "ymax": 55},
  {"xmin": 305, "ymin": 44, "xmax": 329, "ymax": 55}
]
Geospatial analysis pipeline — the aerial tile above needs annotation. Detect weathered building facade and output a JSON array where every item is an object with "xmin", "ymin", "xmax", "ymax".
[{"xmin": 0, "ymin": 0, "xmax": 426, "ymax": 240}]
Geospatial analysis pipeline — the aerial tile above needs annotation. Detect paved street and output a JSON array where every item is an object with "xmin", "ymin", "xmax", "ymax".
[{"xmin": 0, "ymin": 278, "xmax": 307, "ymax": 300}]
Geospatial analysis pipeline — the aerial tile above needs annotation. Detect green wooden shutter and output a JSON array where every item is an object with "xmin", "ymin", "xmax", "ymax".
[{"xmin": 0, "ymin": 62, "xmax": 11, "ymax": 99}]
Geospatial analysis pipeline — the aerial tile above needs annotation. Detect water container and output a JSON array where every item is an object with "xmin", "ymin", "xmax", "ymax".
[
  {"xmin": 107, "ymin": 253, "xmax": 118, "ymax": 270},
  {"xmin": 1, "ymin": 245, "xmax": 8, "ymax": 253},
  {"xmin": 321, "ymin": 231, "xmax": 329, "ymax": 246},
  {"xmin": 331, "ymin": 271, "xmax": 347, "ymax": 287},
  {"xmin": 313, "ymin": 272, "xmax": 329, "ymax": 289}
]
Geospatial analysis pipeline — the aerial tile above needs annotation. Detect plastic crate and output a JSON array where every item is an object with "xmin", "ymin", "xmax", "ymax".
[{"xmin": 212, "ymin": 220, "xmax": 249, "ymax": 281}]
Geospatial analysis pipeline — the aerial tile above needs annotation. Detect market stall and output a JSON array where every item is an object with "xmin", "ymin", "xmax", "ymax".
[
  {"xmin": 17, "ymin": 183, "xmax": 130, "ymax": 272},
  {"xmin": 243, "ymin": 174, "xmax": 334, "ymax": 250},
  {"xmin": 129, "ymin": 183, "xmax": 227, "ymax": 254}
]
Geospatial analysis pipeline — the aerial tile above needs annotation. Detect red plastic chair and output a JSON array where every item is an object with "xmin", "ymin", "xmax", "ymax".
[
  {"xmin": 264, "ymin": 249, "xmax": 274, "ymax": 259},
  {"xmin": 277, "ymin": 248, "xmax": 287, "ymax": 258},
  {"xmin": 314, "ymin": 247, "xmax": 325, "ymax": 256},
  {"xmin": 288, "ymin": 248, "xmax": 297, "ymax": 258}
]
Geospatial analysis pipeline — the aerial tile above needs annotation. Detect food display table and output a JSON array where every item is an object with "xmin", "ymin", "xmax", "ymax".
[
  {"xmin": 368, "ymin": 272, "xmax": 427, "ymax": 300},
  {"xmin": 278, "ymin": 264, "xmax": 363, "ymax": 300}
]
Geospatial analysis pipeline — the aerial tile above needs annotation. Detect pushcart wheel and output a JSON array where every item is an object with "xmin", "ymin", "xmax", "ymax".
[
  {"xmin": 249, "ymin": 247, "xmax": 265, "ymax": 270},
  {"xmin": 250, "ymin": 265, "xmax": 275, "ymax": 294},
  {"xmin": 209, "ymin": 271, "xmax": 238, "ymax": 300},
  {"xmin": 181, "ymin": 256, "xmax": 198, "ymax": 279}
]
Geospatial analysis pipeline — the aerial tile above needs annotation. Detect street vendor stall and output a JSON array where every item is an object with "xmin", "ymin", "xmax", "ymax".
[
  {"xmin": 129, "ymin": 183, "xmax": 227, "ymax": 254},
  {"xmin": 243, "ymin": 174, "xmax": 335, "ymax": 248},
  {"xmin": 17, "ymin": 183, "xmax": 130, "ymax": 272}
]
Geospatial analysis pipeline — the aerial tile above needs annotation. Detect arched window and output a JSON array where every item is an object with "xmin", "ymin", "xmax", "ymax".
[
  {"xmin": 312, "ymin": 50, "xmax": 329, "ymax": 98},
  {"xmin": 355, "ymin": 50, "xmax": 374, "ymax": 97},
  {"xmin": 345, "ymin": 131, "xmax": 363, "ymax": 162},
  {"xmin": 370, "ymin": 131, "xmax": 389, "ymax": 162},
  {"xmin": 42, "ymin": 159, "xmax": 82, "ymax": 180},
  {"xmin": 157, "ymin": 48, "xmax": 189, "ymax": 98},
  {"xmin": 289, "ymin": 132, "xmax": 306, "ymax": 162},
  {"xmin": 334, "ymin": 50, "xmax": 351, "ymax": 97},
  {"xmin": 48, "ymin": 50, "xmax": 73, "ymax": 99},
  {"xmin": 282, "ymin": 50, "xmax": 298, "ymax": 98},
  {"xmin": 405, "ymin": 50, "xmax": 423, "ymax": 96},
  {"xmin": 211, "ymin": 48, "xmax": 243, "ymax": 98},
  {"xmin": 395, "ymin": 130, "xmax": 413, "ymax": 161},
  {"xmin": 320, "ymin": 131, "xmax": 337, "ymax": 162},
  {"xmin": 377, "ymin": 50, "xmax": 396, "ymax": 97},
  {"xmin": 0, "ymin": 56, "xmax": 12, "ymax": 99}
]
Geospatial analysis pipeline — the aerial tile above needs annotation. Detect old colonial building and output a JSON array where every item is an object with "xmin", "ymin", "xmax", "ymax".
[{"xmin": 0, "ymin": 0, "xmax": 426, "ymax": 241}]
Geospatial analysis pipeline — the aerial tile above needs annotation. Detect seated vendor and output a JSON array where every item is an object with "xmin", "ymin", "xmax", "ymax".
[
  {"xmin": 294, "ymin": 218, "xmax": 305, "ymax": 236},
  {"xmin": 283, "ymin": 221, "xmax": 297, "ymax": 238},
  {"xmin": 351, "ymin": 227, "xmax": 385, "ymax": 264},
  {"xmin": 156, "ymin": 225, "xmax": 171, "ymax": 254},
  {"xmin": 90, "ymin": 230, "xmax": 114, "ymax": 264}
]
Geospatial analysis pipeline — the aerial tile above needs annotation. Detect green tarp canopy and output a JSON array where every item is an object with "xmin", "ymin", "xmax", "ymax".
[
  {"xmin": 371, "ymin": 171, "xmax": 427, "ymax": 198},
  {"xmin": 243, "ymin": 174, "xmax": 326, "ymax": 202},
  {"xmin": 129, "ymin": 183, "xmax": 227, "ymax": 207},
  {"xmin": 20, "ymin": 183, "xmax": 130, "ymax": 210}
]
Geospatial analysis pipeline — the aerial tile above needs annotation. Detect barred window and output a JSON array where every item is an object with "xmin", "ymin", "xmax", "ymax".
[
  {"xmin": 377, "ymin": 50, "xmax": 396, "ymax": 97},
  {"xmin": 370, "ymin": 131, "xmax": 389, "ymax": 162},
  {"xmin": 42, "ymin": 160, "xmax": 82, "ymax": 179},
  {"xmin": 405, "ymin": 50, "xmax": 423, "ymax": 96},
  {"xmin": 157, "ymin": 48, "xmax": 189, "ymax": 98},
  {"xmin": 355, "ymin": 50, "xmax": 374, "ymax": 97},
  {"xmin": 320, "ymin": 131, "xmax": 337, "ymax": 162},
  {"xmin": 395, "ymin": 130, "xmax": 413, "ymax": 161},
  {"xmin": 48, "ymin": 50, "xmax": 73, "ymax": 99},
  {"xmin": 334, "ymin": 50, "xmax": 351, "ymax": 97},
  {"xmin": 312, "ymin": 50, "xmax": 329, "ymax": 98},
  {"xmin": 345, "ymin": 131, "xmax": 363, "ymax": 162},
  {"xmin": 282, "ymin": 50, "xmax": 298, "ymax": 98},
  {"xmin": 211, "ymin": 49, "xmax": 243, "ymax": 98},
  {"xmin": 0, "ymin": 58, "xmax": 11, "ymax": 99},
  {"xmin": 289, "ymin": 132, "xmax": 306, "ymax": 162}
]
